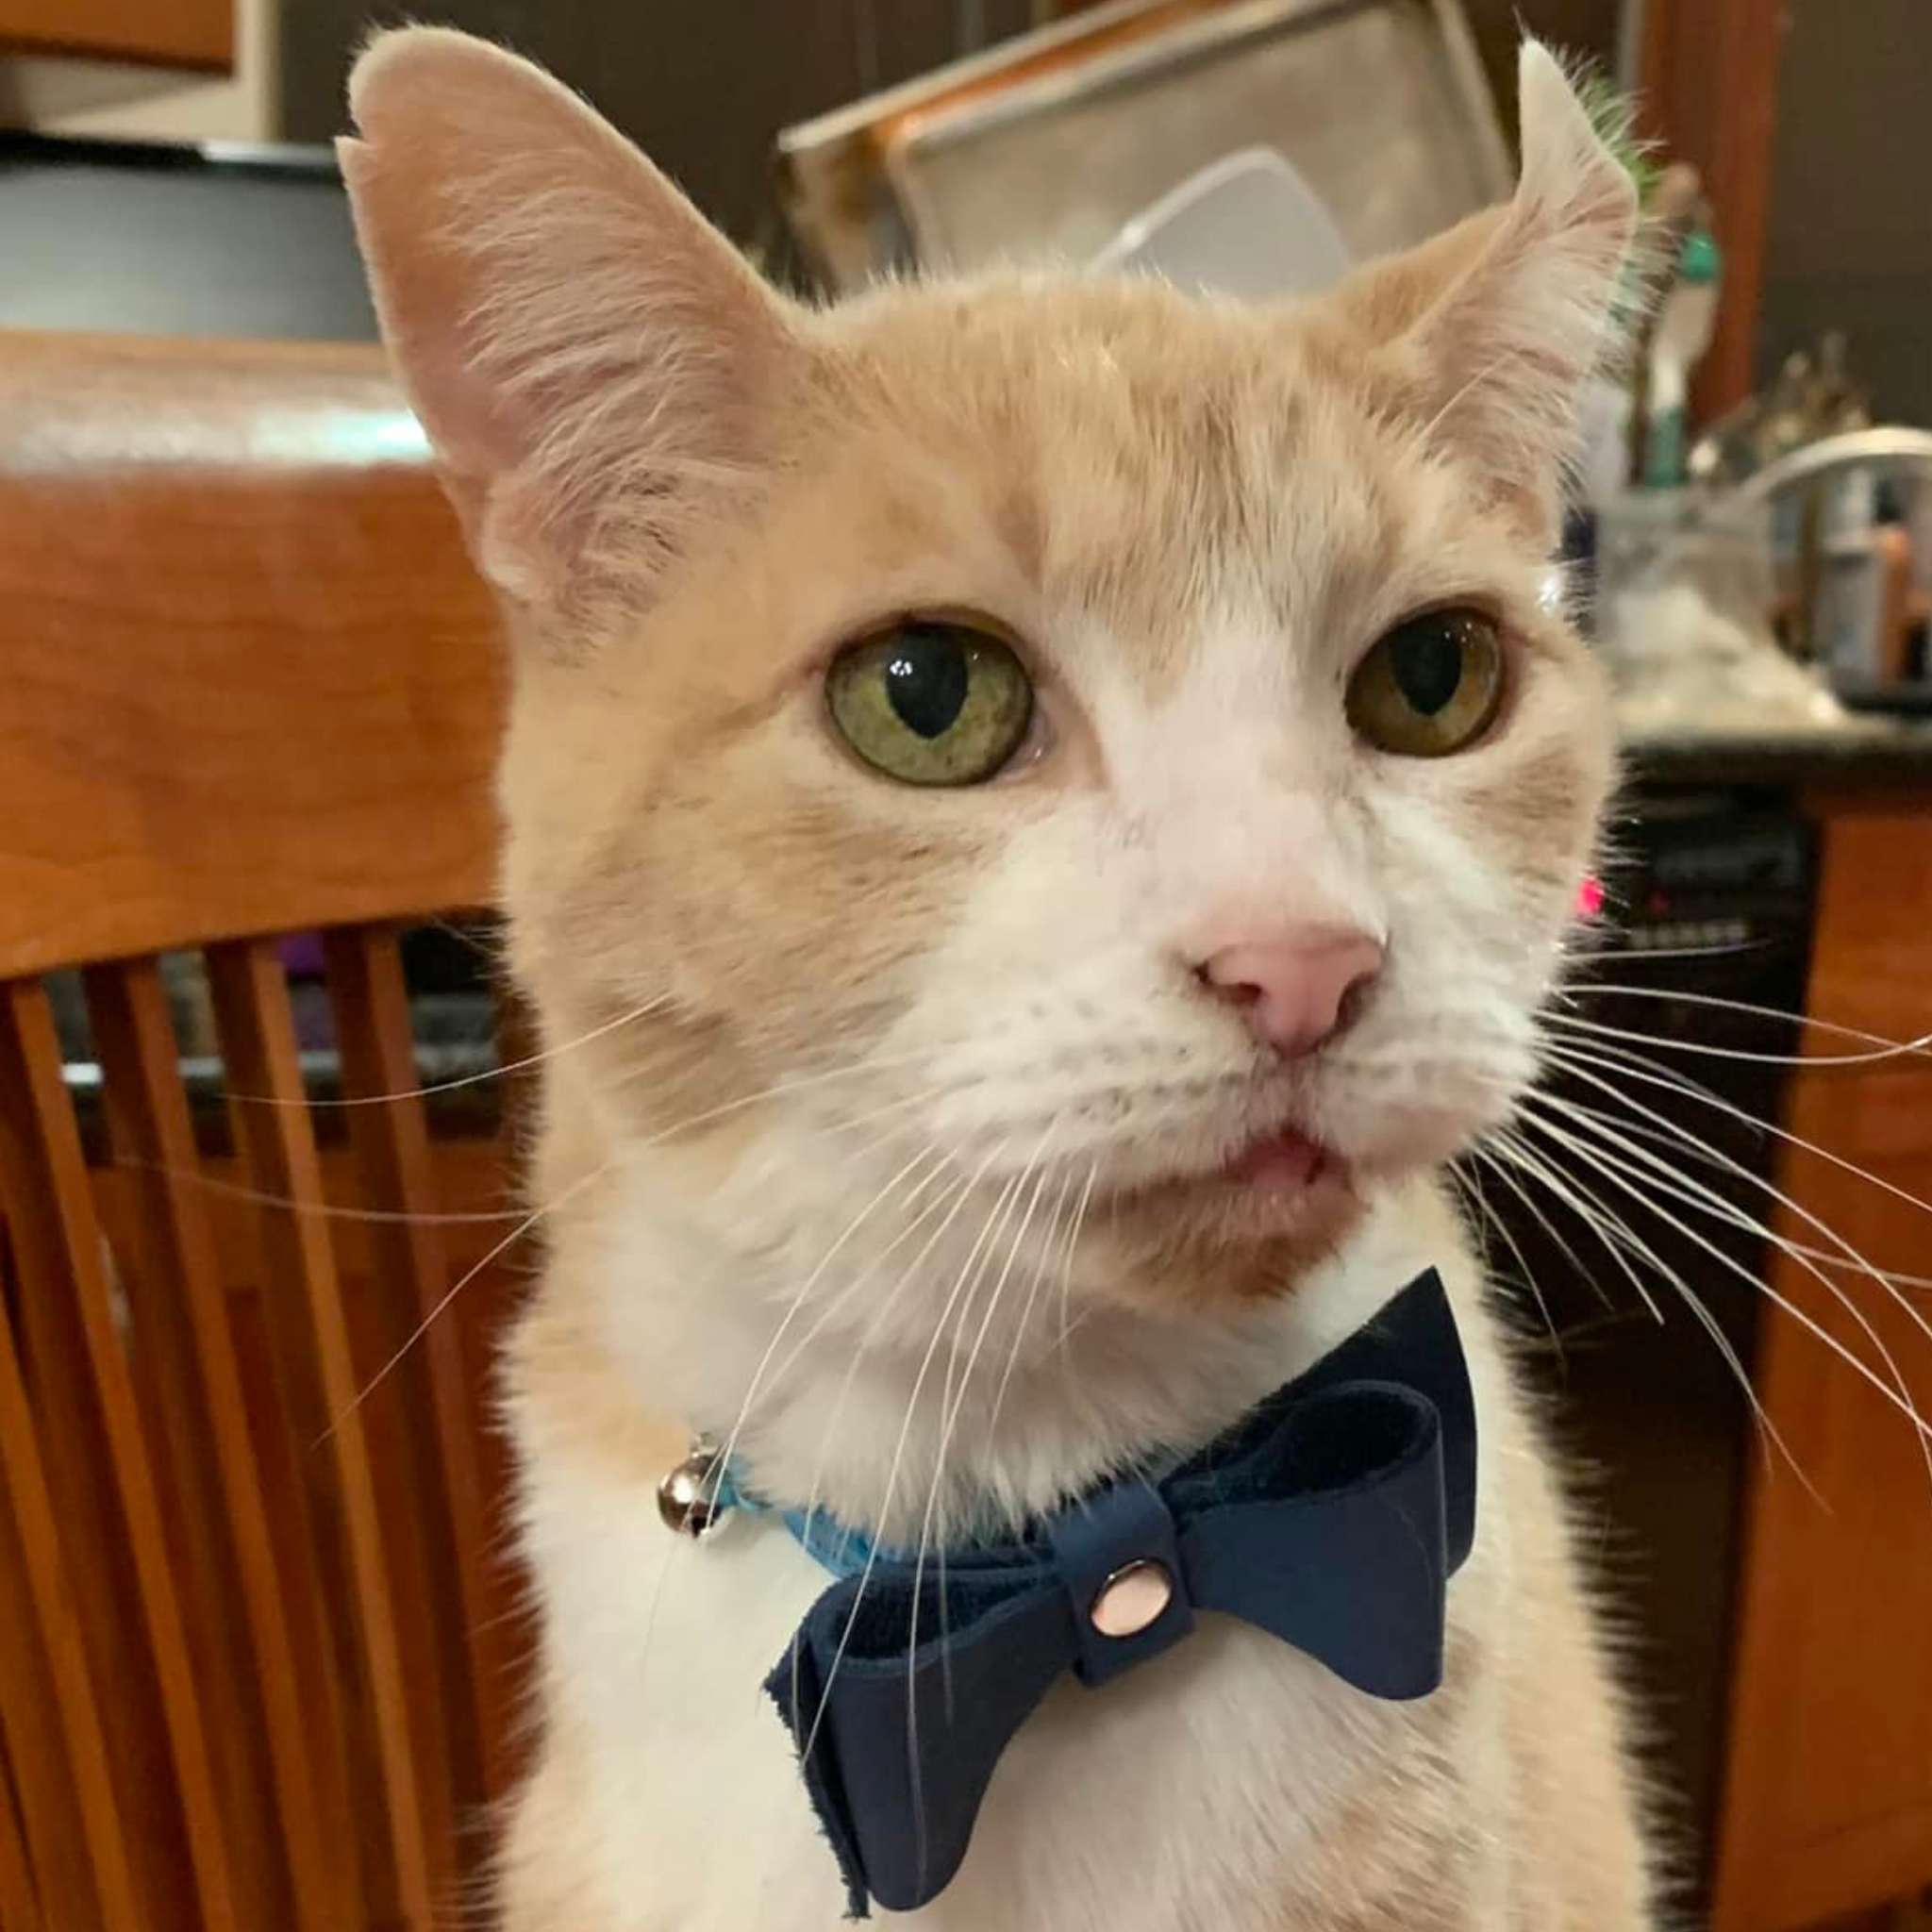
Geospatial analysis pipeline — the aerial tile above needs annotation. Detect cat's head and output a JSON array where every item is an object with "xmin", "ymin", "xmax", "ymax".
[{"xmin": 344, "ymin": 32, "xmax": 1633, "ymax": 1313}]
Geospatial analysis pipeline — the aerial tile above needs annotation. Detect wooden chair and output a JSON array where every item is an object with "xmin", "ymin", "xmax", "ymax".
[{"xmin": 0, "ymin": 332, "xmax": 521, "ymax": 1932}]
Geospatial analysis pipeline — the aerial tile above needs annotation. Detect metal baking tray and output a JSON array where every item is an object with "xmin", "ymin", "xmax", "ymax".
[{"xmin": 777, "ymin": 0, "xmax": 1511, "ymax": 292}]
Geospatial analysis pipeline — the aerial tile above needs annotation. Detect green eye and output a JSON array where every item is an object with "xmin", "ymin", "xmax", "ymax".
[
  {"xmin": 825, "ymin": 618, "xmax": 1034, "ymax": 787},
  {"xmin": 1346, "ymin": 608, "xmax": 1506, "ymax": 758}
]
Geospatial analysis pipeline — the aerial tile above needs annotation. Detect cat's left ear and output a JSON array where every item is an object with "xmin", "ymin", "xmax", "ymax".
[
  {"xmin": 1333, "ymin": 42, "xmax": 1640, "ymax": 535},
  {"xmin": 340, "ymin": 28, "xmax": 803, "ymax": 627}
]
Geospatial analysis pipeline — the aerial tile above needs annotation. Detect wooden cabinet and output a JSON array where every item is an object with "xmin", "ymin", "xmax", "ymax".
[
  {"xmin": 0, "ymin": 0, "xmax": 231, "ymax": 70},
  {"xmin": 1715, "ymin": 794, "xmax": 1932, "ymax": 1930}
]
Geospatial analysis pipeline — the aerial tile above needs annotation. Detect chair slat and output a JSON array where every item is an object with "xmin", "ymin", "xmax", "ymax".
[
  {"xmin": 316, "ymin": 936, "xmax": 461, "ymax": 1898},
  {"xmin": 205, "ymin": 939, "xmax": 435, "ymax": 1932},
  {"xmin": 86, "ymin": 959, "xmax": 343, "ymax": 1932},
  {"xmin": 104, "ymin": 1239, "xmax": 282, "ymax": 1919},
  {"xmin": 0, "ymin": 1745, "xmax": 40, "ymax": 1932},
  {"xmin": 0, "ymin": 982, "xmax": 234, "ymax": 1932},
  {"xmin": 325, "ymin": 924, "xmax": 504, "ymax": 1815},
  {"xmin": 215, "ymin": 1272, "xmax": 372, "ymax": 1924},
  {"xmin": 0, "ymin": 1294, "xmax": 124, "ymax": 1932}
]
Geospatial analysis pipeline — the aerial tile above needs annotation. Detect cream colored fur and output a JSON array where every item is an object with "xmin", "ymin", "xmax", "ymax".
[{"xmin": 343, "ymin": 29, "xmax": 1657, "ymax": 1930}]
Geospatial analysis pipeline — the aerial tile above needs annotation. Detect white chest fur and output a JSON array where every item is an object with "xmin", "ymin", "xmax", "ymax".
[{"xmin": 508, "ymin": 1202, "xmax": 1518, "ymax": 1932}]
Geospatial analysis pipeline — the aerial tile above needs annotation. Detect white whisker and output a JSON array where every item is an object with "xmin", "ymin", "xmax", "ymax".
[
  {"xmin": 1562, "ymin": 980, "xmax": 1932, "ymax": 1060},
  {"xmin": 1567, "ymin": 933, "xmax": 1768, "ymax": 965},
  {"xmin": 911, "ymin": 1123, "xmax": 1059, "ymax": 1865},
  {"xmin": 800, "ymin": 1159, "xmax": 1021, "ymax": 1774},
  {"xmin": 789, "ymin": 1142, "xmax": 1008, "ymax": 1746},
  {"xmin": 1538, "ymin": 1042, "xmax": 1932, "ymax": 1361},
  {"xmin": 1488, "ymin": 1122, "xmax": 1663, "ymax": 1323},
  {"xmin": 765, "ymin": 1168, "xmax": 974, "ymax": 1420},
  {"xmin": 1543, "ymin": 1035, "xmax": 1932, "ymax": 1261},
  {"xmin": 1491, "ymin": 1114, "xmax": 1792, "ymax": 1471},
  {"xmin": 784, "ymin": 1163, "xmax": 984, "ymax": 1740},
  {"xmin": 1468, "ymin": 1135, "xmax": 1605, "ymax": 1341},
  {"xmin": 1522, "ymin": 1098, "xmax": 1932, "ymax": 1457},
  {"xmin": 984, "ymin": 1166, "xmax": 1077, "ymax": 1462},
  {"xmin": 699, "ymin": 1142, "xmax": 947, "ymax": 1522},
  {"xmin": 111, "ymin": 1157, "xmax": 537, "ymax": 1226},
  {"xmin": 614, "ymin": 1047, "xmax": 952, "ymax": 1148},
  {"xmin": 230, "ymin": 993, "xmax": 672, "ymax": 1108},
  {"xmin": 1058, "ymin": 1160, "xmax": 1099, "ymax": 1384},
  {"xmin": 1545, "ymin": 1005, "xmax": 1932, "ymax": 1071},
  {"xmin": 325, "ymin": 1157, "xmax": 615, "ymax": 1436}
]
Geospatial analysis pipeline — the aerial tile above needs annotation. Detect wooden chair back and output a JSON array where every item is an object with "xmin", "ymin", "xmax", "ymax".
[{"xmin": 0, "ymin": 332, "xmax": 518, "ymax": 1932}]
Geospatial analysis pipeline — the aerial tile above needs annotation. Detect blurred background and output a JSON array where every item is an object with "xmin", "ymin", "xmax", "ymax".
[
  {"xmin": 8, "ymin": 0, "xmax": 1929, "ymax": 425},
  {"xmin": 2, "ymin": 6, "xmax": 1931, "ymax": 1932},
  {"xmin": 1, "ymin": 2, "xmax": 1618, "ymax": 237}
]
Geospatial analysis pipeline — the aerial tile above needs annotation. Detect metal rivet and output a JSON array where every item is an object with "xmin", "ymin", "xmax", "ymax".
[
  {"xmin": 657, "ymin": 1444, "xmax": 730, "ymax": 1541},
  {"xmin": 1089, "ymin": 1558, "xmax": 1174, "ymax": 1639}
]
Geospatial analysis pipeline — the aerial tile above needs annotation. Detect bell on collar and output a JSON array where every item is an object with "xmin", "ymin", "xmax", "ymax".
[{"xmin": 657, "ymin": 1441, "xmax": 731, "ymax": 1541}]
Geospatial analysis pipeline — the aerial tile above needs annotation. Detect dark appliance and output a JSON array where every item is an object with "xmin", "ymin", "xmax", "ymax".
[{"xmin": 0, "ymin": 129, "xmax": 375, "ymax": 341}]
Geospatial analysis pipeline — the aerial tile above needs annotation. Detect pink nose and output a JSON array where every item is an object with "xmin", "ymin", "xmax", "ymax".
[{"xmin": 1195, "ymin": 930, "xmax": 1384, "ymax": 1057}]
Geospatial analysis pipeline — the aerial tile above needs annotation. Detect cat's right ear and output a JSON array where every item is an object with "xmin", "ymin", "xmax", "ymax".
[
  {"xmin": 1323, "ymin": 42, "xmax": 1639, "ymax": 541},
  {"xmin": 340, "ymin": 28, "xmax": 802, "ymax": 625}
]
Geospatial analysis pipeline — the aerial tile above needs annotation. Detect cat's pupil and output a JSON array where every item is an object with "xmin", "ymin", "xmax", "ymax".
[
  {"xmin": 1390, "ymin": 622, "xmax": 1466, "ymax": 717},
  {"xmin": 885, "ymin": 629, "xmax": 971, "ymax": 740}
]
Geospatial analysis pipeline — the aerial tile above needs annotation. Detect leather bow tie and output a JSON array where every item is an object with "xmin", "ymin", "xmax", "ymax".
[{"xmin": 763, "ymin": 1268, "xmax": 1477, "ymax": 1918}]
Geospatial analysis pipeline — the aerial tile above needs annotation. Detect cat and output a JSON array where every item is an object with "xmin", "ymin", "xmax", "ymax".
[{"xmin": 343, "ymin": 25, "xmax": 1656, "ymax": 1930}]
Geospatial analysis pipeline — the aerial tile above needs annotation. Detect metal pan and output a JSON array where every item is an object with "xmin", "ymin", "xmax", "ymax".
[{"xmin": 777, "ymin": 0, "xmax": 1509, "ymax": 291}]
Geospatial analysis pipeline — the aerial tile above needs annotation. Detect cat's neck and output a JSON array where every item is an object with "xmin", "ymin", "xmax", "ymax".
[{"xmin": 561, "ymin": 1136, "xmax": 1461, "ymax": 1547}]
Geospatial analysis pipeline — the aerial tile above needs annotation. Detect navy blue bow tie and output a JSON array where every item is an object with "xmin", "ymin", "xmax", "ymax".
[{"xmin": 763, "ymin": 1267, "xmax": 1476, "ymax": 1918}]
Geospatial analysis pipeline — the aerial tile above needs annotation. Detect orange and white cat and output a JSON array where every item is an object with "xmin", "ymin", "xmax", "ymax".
[{"xmin": 345, "ymin": 28, "xmax": 1656, "ymax": 1930}]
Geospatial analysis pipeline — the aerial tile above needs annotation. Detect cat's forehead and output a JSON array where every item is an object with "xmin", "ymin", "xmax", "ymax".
[
  {"xmin": 822, "ymin": 275, "xmax": 1365, "ymax": 455},
  {"xmin": 799, "ymin": 276, "xmax": 1459, "ymax": 688},
  {"xmin": 776, "ymin": 268, "xmax": 1499, "ymax": 699}
]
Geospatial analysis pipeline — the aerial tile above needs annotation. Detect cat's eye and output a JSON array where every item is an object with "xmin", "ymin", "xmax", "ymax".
[
  {"xmin": 825, "ymin": 618, "xmax": 1034, "ymax": 787},
  {"xmin": 1345, "ymin": 608, "xmax": 1506, "ymax": 758}
]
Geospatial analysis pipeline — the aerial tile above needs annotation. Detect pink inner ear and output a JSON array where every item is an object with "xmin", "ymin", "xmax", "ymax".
[
  {"xmin": 341, "ymin": 26, "xmax": 800, "ymax": 617},
  {"xmin": 1574, "ymin": 874, "xmax": 1606, "ymax": 919}
]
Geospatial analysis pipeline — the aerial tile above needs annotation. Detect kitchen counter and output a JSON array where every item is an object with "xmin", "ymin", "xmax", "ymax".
[
  {"xmin": 1550, "ymin": 666, "xmax": 1932, "ymax": 1927},
  {"xmin": 1624, "ymin": 711, "xmax": 1932, "ymax": 786},
  {"xmin": 1615, "ymin": 668, "xmax": 1932, "ymax": 788}
]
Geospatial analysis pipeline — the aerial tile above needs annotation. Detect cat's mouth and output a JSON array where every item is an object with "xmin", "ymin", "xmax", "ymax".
[
  {"xmin": 1106, "ymin": 1112, "xmax": 1351, "ymax": 1219},
  {"xmin": 1081, "ymin": 1109, "xmax": 1360, "ymax": 1278},
  {"xmin": 1218, "ymin": 1124, "xmax": 1334, "ymax": 1195}
]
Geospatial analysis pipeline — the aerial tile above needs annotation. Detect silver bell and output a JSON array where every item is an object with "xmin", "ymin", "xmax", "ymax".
[{"xmin": 657, "ymin": 1442, "xmax": 731, "ymax": 1541}]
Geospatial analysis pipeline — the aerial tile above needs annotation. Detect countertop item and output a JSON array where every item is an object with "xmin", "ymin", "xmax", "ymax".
[
  {"xmin": 1089, "ymin": 145, "xmax": 1352, "ymax": 299},
  {"xmin": 0, "ymin": 131, "xmax": 375, "ymax": 341},
  {"xmin": 778, "ymin": 0, "xmax": 1508, "ymax": 288},
  {"xmin": 1618, "ymin": 685, "xmax": 1932, "ymax": 785},
  {"xmin": 1642, "ymin": 226, "xmax": 1722, "ymax": 490}
]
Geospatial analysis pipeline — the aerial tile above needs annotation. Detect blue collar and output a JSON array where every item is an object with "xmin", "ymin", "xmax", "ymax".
[
  {"xmin": 705, "ymin": 1467, "xmax": 903, "ymax": 1578},
  {"xmin": 758, "ymin": 1266, "xmax": 1476, "ymax": 1918},
  {"xmin": 781, "ymin": 1504, "xmax": 896, "ymax": 1579}
]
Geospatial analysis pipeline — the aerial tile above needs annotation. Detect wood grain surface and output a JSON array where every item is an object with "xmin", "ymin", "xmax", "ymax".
[
  {"xmin": 0, "ymin": 333, "xmax": 504, "ymax": 981},
  {"xmin": 0, "ymin": 0, "xmax": 230, "ymax": 69},
  {"xmin": 1713, "ymin": 793, "xmax": 1932, "ymax": 1931}
]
